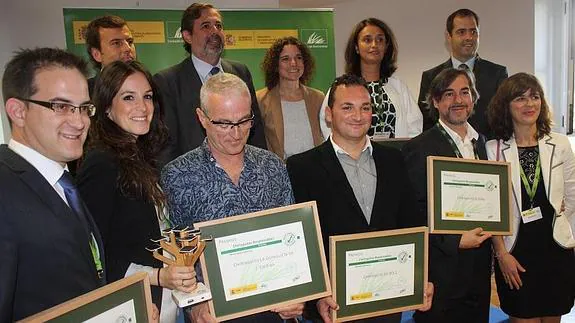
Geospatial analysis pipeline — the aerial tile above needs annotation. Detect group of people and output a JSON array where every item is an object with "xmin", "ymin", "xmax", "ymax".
[{"xmin": 1, "ymin": 3, "xmax": 574, "ymax": 323}]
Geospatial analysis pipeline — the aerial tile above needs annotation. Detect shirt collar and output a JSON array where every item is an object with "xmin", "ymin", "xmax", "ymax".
[
  {"xmin": 8, "ymin": 138, "xmax": 67, "ymax": 186},
  {"xmin": 329, "ymin": 135, "xmax": 373, "ymax": 157},
  {"xmin": 451, "ymin": 55, "xmax": 476, "ymax": 71},
  {"xmin": 191, "ymin": 54, "xmax": 222, "ymax": 83},
  {"xmin": 200, "ymin": 138, "xmax": 253, "ymax": 169},
  {"xmin": 438, "ymin": 119, "xmax": 479, "ymax": 143}
]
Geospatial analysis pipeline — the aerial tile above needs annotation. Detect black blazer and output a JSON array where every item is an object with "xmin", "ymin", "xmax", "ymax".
[
  {"xmin": 287, "ymin": 141, "xmax": 420, "ymax": 323},
  {"xmin": 417, "ymin": 57, "xmax": 508, "ymax": 137},
  {"xmin": 402, "ymin": 126, "xmax": 492, "ymax": 302},
  {"xmin": 153, "ymin": 57, "xmax": 267, "ymax": 166},
  {"xmin": 0, "ymin": 145, "xmax": 104, "ymax": 321},
  {"xmin": 76, "ymin": 149, "xmax": 163, "ymax": 307}
]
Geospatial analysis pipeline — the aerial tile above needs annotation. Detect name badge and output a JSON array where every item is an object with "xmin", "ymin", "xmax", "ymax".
[{"xmin": 521, "ymin": 207, "xmax": 543, "ymax": 223}]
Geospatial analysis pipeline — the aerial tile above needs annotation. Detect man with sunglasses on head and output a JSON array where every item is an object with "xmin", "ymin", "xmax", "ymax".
[
  {"xmin": 161, "ymin": 72, "xmax": 303, "ymax": 322},
  {"xmin": 0, "ymin": 48, "xmax": 105, "ymax": 321}
]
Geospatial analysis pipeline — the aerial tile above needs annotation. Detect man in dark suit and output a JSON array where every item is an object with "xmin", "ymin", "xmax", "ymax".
[
  {"xmin": 287, "ymin": 74, "xmax": 433, "ymax": 323},
  {"xmin": 403, "ymin": 68, "xmax": 492, "ymax": 323},
  {"xmin": 0, "ymin": 48, "xmax": 105, "ymax": 321},
  {"xmin": 154, "ymin": 2, "xmax": 266, "ymax": 165},
  {"xmin": 85, "ymin": 15, "xmax": 137, "ymax": 97},
  {"xmin": 417, "ymin": 8, "xmax": 508, "ymax": 137}
]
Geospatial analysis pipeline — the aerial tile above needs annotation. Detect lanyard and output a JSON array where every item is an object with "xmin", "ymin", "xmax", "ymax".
[
  {"xmin": 519, "ymin": 157, "xmax": 541, "ymax": 208},
  {"xmin": 436, "ymin": 123, "xmax": 479, "ymax": 159},
  {"xmin": 89, "ymin": 234, "xmax": 104, "ymax": 277}
]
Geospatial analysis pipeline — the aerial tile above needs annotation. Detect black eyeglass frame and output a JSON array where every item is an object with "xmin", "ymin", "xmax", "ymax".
[
  {"xmin": 202, "ymin": 110, "xmax": 255, "ymax": 131},
  {"xmin": 17, "ymin": 98, "xmax": 96, "ymax": 117}
]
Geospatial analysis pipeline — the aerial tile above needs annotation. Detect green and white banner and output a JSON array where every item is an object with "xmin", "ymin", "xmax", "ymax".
[{"xmin": 63, "ymin": 8, "xmax": 335, "ymax": 91}]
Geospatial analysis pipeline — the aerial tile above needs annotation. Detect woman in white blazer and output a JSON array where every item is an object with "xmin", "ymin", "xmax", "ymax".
[
  {"xmin": 319, "ymin": 18, "xmax": 422, "ymax": 139},
  {"xmin": 486, "ymin": 73, "xmax": 575, "ymax": 322}
]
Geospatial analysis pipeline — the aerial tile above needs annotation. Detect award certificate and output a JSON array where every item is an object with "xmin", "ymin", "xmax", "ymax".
[
  {"xmin": 214, "ymin": 221, "xmax": 312, "ymax": 301},
  {"xmin": 441, "ymin": 171, "xmax": 501, "ymax": 222},
  {"xmin": 345, "ymin": 243, "xmax": 415, "ymax": 305}
]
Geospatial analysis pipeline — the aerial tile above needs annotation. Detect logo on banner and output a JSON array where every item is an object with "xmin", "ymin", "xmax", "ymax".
[
  {"xmin": 166, "ymin": 21, "xmax": 183, "ymax": 43},
  {"xmin": 301, "ymin": 29, "xmax": 328, "ymax": 48}
]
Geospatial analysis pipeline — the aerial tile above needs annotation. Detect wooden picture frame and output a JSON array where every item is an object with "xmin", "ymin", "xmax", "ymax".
[
  {"xmin": 19, "ymin": 272, "xmax": 153, "ymax": 323},
  {"xmin": 427, "ymin": 156, "xmax": 512, "ymax": 234},
  {"xmin": 329, "ymin": 227, "xmax": 428, "ymax": 322},
  {"xmin": 194, "ymin": 201, "xmax": 331, "ymax": 321}
]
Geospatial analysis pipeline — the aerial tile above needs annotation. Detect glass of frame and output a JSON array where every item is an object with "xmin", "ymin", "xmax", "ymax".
[
  {"xmin": 329, "ymin": 227, "xmax": 428, "ymax": 322},
  {"xmin": 194, "ymin": 201, "xmax": 331, "ymax": 321},
  {"xmin": 427, "ymin": 156, "xmax": 512, "ymax": 235},
  {"xmin": 19, "ymin": 272, "xmax": 153, "ymax": 323},
  {"xmin": 371, "ymin": 137, "xmax": 410, "ymax": 151}
]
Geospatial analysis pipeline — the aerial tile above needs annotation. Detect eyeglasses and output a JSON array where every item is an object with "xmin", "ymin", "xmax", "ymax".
[
  {"xmin": 18, "ymin": 98, "xmax": 96, "ymax": 117},
  {"xmin": 204, "ymin": 111, "xmax": 255, "ymax": 131}
]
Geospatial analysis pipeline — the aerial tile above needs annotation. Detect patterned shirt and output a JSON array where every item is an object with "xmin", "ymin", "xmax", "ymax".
[
  {"xmin": 368, "ymin": 79, "xmax": 397, "ymax": 137},
  {"xmin": 161, "ymin": 140, "xmax": 294, "ymax": 227}
]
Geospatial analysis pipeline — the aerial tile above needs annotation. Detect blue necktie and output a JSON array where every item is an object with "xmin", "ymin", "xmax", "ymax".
[
  {"xmin": 210, "ymin": 66, "xmax": 220, "ymax": 76},
  {"xmin": 58, "ymin": 171, "xmax": 103, "ymax": 275}
]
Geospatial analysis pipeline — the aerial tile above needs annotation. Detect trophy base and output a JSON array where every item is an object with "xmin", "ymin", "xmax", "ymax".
[{"xmin": 172, "ymin": 282, "xmax": 212, "ymax": 308}]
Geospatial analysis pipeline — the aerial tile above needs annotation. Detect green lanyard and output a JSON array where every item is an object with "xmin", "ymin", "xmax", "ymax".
[
  {"xmin": 436, "ymin": 123, "xmax": 479, "ymax": 159},
  {"xmin": 519, "ymin": 157, "xmax": 541, "ymax": 209},
  {"xmin": 89, "ymin": 234, "xmax": 103, "ymax": 276}
]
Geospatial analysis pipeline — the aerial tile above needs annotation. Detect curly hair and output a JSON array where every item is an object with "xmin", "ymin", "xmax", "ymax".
[
  {"xmin": 488, "ymin": 73, "xmax": 552, "ymax": 141},
  {"xmin": 344, "ymin": 18, "xmax": 398, "ymax": 80},
  {"xmin": 260, "ymin": 36, "xmax": 315, "ymax": 90},
  {"xmin": 89, "ymin": 60, "xmax": 168, "ymax": 208}
]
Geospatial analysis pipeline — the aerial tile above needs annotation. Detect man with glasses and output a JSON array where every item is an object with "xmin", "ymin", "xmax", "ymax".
[
  {"xmin": 161, "ymin": 73, "xmax": 302, "ymax": 322},
  {"xmin": 0, "ymin": 48, "xmax": 104, "ymax": 321},
  {"xmin": 403, "ymin": 68, "xmax": 492, "ymax": 323},
  {"xmin": 154, "ymin": 2, "xmax": 266, "ymax": 167}
]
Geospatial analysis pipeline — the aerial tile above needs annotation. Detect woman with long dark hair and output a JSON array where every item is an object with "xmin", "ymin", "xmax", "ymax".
[{"xmin": 77, "ymin": 60, "xmax": 196, "ymax": 322}]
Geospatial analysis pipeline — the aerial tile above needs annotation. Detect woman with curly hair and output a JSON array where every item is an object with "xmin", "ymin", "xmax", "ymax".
[
  {"xmin": 486, "ymin": 73, "xmax": 575, "ymax": 322},
  {"xmin": 320, "ymin": 18, "xmax": 422, "ymax": 139},
  {"xmin": 76, "ymin": 60, "xmax": 196, "ymax": 322},
  {"xmin": 257, "ymin": 36, "xmax": 325, "ymax": 159}
]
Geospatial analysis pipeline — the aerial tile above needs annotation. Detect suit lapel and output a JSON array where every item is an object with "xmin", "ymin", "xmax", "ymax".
[
  {"xmin": 0, "ymin": 146, "xmax": 102, "ymax": 280},
  {"xmin": 318, "ymin": 142, "xmax": 367, "ymax": 224},
  {"xmin": 501, "ymin": 139, "xmax": 522, "ymax": 213},
  {"xmin": 539, "ymin": 135, "xmax": 555, "ymax": 198},
  {"xmin": 369, "ymin": 144, "xmax": 393, "ymax": 229}
]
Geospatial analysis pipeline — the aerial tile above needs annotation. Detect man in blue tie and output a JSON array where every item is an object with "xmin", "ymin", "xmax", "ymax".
[
  {"xmin": 154, "ymin": 2, "xmax": 267, "ymax": 166},
  {"xmin": 0, "ymin": 48, "xmax": 105, "ymax": 321}
]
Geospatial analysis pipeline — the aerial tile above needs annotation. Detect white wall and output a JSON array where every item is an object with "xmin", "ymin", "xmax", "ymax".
[{"xmin": 282, "ymin": 0, "xmax": 534, "ymax": 98}]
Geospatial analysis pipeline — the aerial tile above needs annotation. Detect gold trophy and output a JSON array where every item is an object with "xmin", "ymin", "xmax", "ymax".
[{"xmin": 147, "ymin": 227, "xmax": 212, "ymax": 307}]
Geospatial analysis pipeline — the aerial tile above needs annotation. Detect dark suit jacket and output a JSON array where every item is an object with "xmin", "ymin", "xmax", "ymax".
[
  {"xmin": 153, "ymin": 57, "xmax": 267, "ymax": 166},
  {"xmin": 286, "ymin": 140, "xmax": 421, "ymax": 323},
  {"xmin": 417, "ymin": 57, "xmax": 508, "ymax": 137},
  {"xmin": 402, "ymin": 126, "xmax": 492, "ymax": 307},
  {"xmin": 76, "ymin": 149, "xmax": 164, "ymax": 308},
  {"xmin": 0, "ymin": 145, "xmax": 104, "ymax": 321}
]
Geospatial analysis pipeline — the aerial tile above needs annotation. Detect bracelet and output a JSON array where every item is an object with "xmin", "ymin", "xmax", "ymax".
[{"xmin": 157, "ymin": 267, "xmax": 162, "ymax": 287}]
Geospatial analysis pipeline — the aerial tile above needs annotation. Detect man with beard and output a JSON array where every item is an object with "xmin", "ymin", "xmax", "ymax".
[
  {"xmin": 154, "ymin": 3, "xmax": 266, "ymax": 165},
  {"xmin": 403, "ymin": 68, "xmax": 493, "ymax": 323},
  {"xmin": 417, "ymin": 8, "xmax": 507, "ymax": 137}
]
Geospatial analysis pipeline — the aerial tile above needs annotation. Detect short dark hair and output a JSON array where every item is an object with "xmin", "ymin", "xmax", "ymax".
[
  {"xmin": 85, "ymin": 15, "xmax": 128, "ymax": 70},
  {"xmin": 181, "ymin": 3, "xmax": 219, "ymax": 54},
  {"xmin": 446, "ymin": 9, "xmax": 479, "ymax": 35},
  {"xmin": 90, "ymin": 60, "xmax": 168, "ymax": 207},
  {"xmin": 261, "ymin": 36, "xmax": 315, "ymax": 90},
  {"xmin": 327, "ymin": 74, "xmax": 368, "ymax": 108},
  {"xmin": 488, "ymin": 73, "xmax": 552, "ymax": 141},
  {"xmin": 2, "ymin": 47, "xmax": 89, "ymax": 105},
  {"xmin": 427, "ymin": 68, "xmax": 479, "ymax": 122},
  {"xmin": 344, "ymin": 18, "xmax": 398, "ymax": 80}
]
